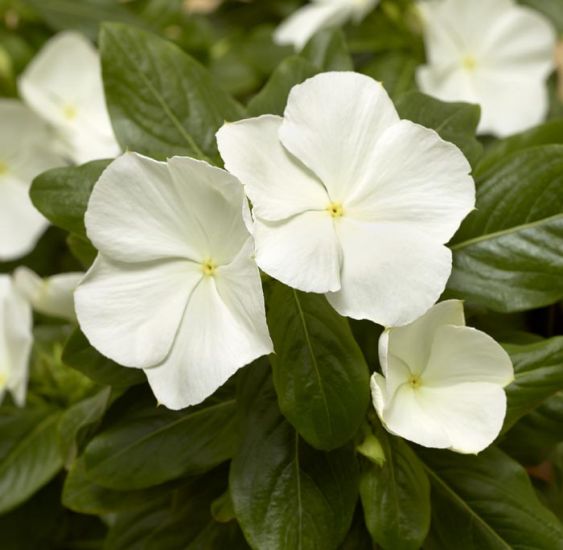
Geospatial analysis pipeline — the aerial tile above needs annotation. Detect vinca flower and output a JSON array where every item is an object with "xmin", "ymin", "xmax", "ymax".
[
  {"xmin": 0, "ymin": 275, "xmax": 32, "ymax": 407},
  {"xmin": 217, "ymin": 72, "xmax": 475, "ymax": 327},
  {"xmin": 75, "ymin": 153, "xmax": 273, "ymax": 410},
  {"xmin": 0, "ymin": 100, "xmax": 64, "ymax": 261},
  {"xmin": 371, "ymin": 300, "xmax": 514, "ymax": 453},
  {"xmin": 14, "ymin": 267, "xmax": 82, "ymax": 322},
  {"xmin": 416, "ymin": 0, "xmax": 556, "ymax": 136},
  {"xmin": 274, "ymin": 0, "xmax": 379, "ymax": 51},
  {"xmin": 19, "ymin": 32, "xmax": 120, "ymax": 164}
]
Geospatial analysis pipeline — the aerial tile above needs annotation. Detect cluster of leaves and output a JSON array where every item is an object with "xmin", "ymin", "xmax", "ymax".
[{"xmin": 0, "ymin": 0, "xmax": 562, "ymax": 548}]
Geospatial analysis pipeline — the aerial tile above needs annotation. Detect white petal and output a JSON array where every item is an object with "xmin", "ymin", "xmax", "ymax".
[
  {"xmin": 145, "ymin": 254, "xmax": 272, "ymax": 409},
  {"xmin": 13, "ymin": 267, "xmax": 82, "ymax": 321},
  {"xmin": 279, "ymin": 72, "xmax": 399, "ymax": 202},
  {"xmin": 166, "ymin": 156, "xmax": 251, "ymax": 264},
  {"xmin": 381, "ymin": 300, "xmax": 465, "ymax": 376},
  {"xmin": 416, "ymin": 382, "xmax": 507, "ymax": 453},
  {"xmin": 0, "ymin": 276, "xmax": 32, "ymax": 407},
  {"xmin": 326, "ymin": 219, "xmax": 451, "ymax": 326},
  {"xmin": 346, "ymin": 120, "xmax": 474, "ymax": 242},
  {"xmin": 86, "ymin": 153, "xmax": 207, "ymax": 263},
  {"xmin": 370, "ymin": 372, "xmax": 387, "ymax": 418},
  {"xmin": 424, "ymin": 325, "xmax": 514, "ymax": 387},
  {"xmin": 19, "ymin": 31, "xmax": 119, "ymax": 163},
  {"xmin": 75, "ymin": 255, "xmax": 200, "ymax": 369},
  {"xmin": 416, "ymin": 65, "xmax": 479, "ymax": 105},
  {"xmin": 273, "ymin": 2, "xmax": 351, "ymax": 51},
  {"xmin": 217, "ymin": 116, "xmax": 329, "ymax": 221},
  {"xmin": 254, "ymin": 212, "xmax": 341, "ymax": 293}
]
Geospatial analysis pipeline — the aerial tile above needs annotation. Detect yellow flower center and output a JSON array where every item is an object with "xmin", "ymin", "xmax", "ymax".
[
  {"xmin": 0, "ymin": 161, "xmax": 8, "ymax": 176},
  {"xmin": 0, "ymin": 371, "xmax": 6, "ymax": 387},
  {"xmin": 63, "ymin": 104, "xmax": 78, "ymax": 120},
  {"xmin": 326, "ymin": 202, "xmax": 344, "ymax": 218},
  {"xmin": 408, "ymin": 373, "xmax": 422, "ymax": 389},
  {"xmin": 201, "ymin": 258, "xmax": 217, "ymax": 277},
  {"xmin": 462, "ymin": 55, "xmax": 477, "ymax": 71}
]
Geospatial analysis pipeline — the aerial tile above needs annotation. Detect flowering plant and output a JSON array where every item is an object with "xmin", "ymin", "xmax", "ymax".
[{"xmin": 0, "ymin": 0, "xmax": 562, "ymax": 548}]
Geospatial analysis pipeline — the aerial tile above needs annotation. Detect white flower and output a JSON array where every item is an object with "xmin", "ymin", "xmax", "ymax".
[
  {"xmin": 0, "ymin": 275, "xmax": 33, "ymax": 407},
  {"xmin": 0, "ymin": 100, "xmax": 64, "ymax": 261},
  {"xmin": 19, "ymin": 31, "xmax": 120, "ymax": 164},
  {"xmin": 13, "ymin": 267, "xmax": 82, "ymax": 322},
  {"xmin": 416, "ymin": 0, "xmax": 556, "ymax": 137},
  {"xmin": 75, "ymin": 153, "xmax": 272, "ymax": 410},
  {"xmin": 274, "ymin": 0, "xmax": 379, "ymax": 51},
  {"xmin": 371, "ymin": 300, "xmax": 514, "ymax": 454},
  {"xmin": 217, "ymin": 72, "xmax": 475, "ymax": 327}
]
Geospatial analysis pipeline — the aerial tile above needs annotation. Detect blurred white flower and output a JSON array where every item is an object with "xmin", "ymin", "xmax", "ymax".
[
  {"xmin": 0, "ymin": 100, "xmax": 64, "ymax": 262},
  {"xmin": 14, "ymin": 267, "xmax": 82, "ymax": 322},
  {"xmin": 416, "ymin": 0, "xmax": 556, "ymax": 136},
  {"xmin": 371, "ymin": 300, "xmax": 514, "ymax": 454},
  {"xmin": 19, "ymin": 31, "xmax": 120, "ymax": 164},
  {"xmin": 217, "ymin": 72, "xmax": 475, "ymax": 327},
  {"xmin": 0, "ymin": 275, "xmax": 32, "ymax": 407},
  {"xmin": 274, "ymin": 0, "xmax": 379, "ymax": 51},
  {"xmin": 75, "ymin": 153, "xmax": 272, "ymax": 410}
]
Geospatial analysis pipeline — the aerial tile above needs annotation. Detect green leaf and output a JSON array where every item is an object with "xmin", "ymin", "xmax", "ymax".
[
  {"xmin": 83, "ymin": 387, "xmax": 239, "ymax": 490},
  {"xmin": 504, "ymin": 337, "xmax": 563, "ymax": 430},
  {"xmin": 66, "ymin": 233, "xmax": 97, "ymax": 268},
  {"xmin": 62, "ymin": 328, "xmax": 145, "ymax": 388},
  {"xmin": 519, "ymin": 0, "xmax": 563, "ymax": 32},
  {"xmin": 363, "ymin": 51, "xmax": 418, "ymax": 100},
  {"xmin": 30, "ymin": 160, "xmax": 110, "ymax": 237},
  {"xmin": 268, "ymin": 285, "xmax": 370, "ymax": 450},
  {"xmin": 247, "ymin": 56, "xmax": 317, "ymax": 117},
  {"xmin": 301, "ymin": 29, "xmax": 353, "ymax": 71},
  {"xmin": 100, "ymin": 23, "xmax": 244, "ymax": 161},
  {"xmin": 448, "ymin": 146, "xmax": 563, "ymax": 312},
  {"xmin": 0, "ymin": 406, "xmax": 63, "ymax": 513},
  {"xmin": 360, "ymin": 430, "xmax": 430, "ymax": 550},
  {"xmin": 419, "ymin": 446, "xmax": 563, "ymax": 549},
  {"xmin": 230, "ymin": 362, "xmax": 359, "ymax": 550},
  {"xmin": 395, "ymin": 91, "xmax": 483, "ymax": 166}
]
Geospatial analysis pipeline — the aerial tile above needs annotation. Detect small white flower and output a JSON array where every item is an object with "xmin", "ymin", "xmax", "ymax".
[
  {"xmin": 19, "ymin": 31, "xmax": 120, "ymax": 164},
  {"xmin": 217, "ymin": 72, "xmax": 475, "ymax": 327},
  {"xmin": 371, "ymin": 300, "xmax": 514, "ymax": 454},
  {"xmin": 75, "ymin": 153, "xmax": 273, "ymax": 410},
  {"xmin": 274, "ymin": 0, "xmax": 379, "ymax": 51},
  {"xmin": 0, "ymin": 100, "xmax": 64, "ymax": 261},
  {"xmin": 13, "ymin": 267, "xmax": 82, "ymax": 322},
  {"xmin": 0, "ymin": 275, "xmax": 33, "ymax": 407},
  {"xmin": 416, "ymin": 0, "xmax": 556, "ymax": 136}
]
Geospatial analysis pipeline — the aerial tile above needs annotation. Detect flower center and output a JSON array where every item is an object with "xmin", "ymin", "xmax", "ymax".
[
  {"xmin": 0, "ymin": 371, "xmax": 6, "ymax": 388},
  {"xmin": 462, "ymin": 55, "xmax": 477, "ymax": 71},
  {"xmin": 0, "ymin": 161, "xmax": 8, "ymax": 176},
  {"xmin": 326, "ymin": 202, "xmax": 344, "ymax": 218},
  {"xmin": 63, "ymin": 103, "xmax": 78, "ymax": 120},
  {"xmin": 408, "ymin": 373, "xmax": 422, "ymax": 389},
  {"xmin": 201, "ymin": 258, "xmax": 217, "ymax": 277}
]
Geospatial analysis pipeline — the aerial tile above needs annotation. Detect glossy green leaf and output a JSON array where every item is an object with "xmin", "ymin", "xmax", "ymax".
[
  {"xmin": 419, "ymin": 446, "xmax": 563, "ymax": 549},
  {"xmin": 30, "ymin": 160, "xmax": 110, "ymax": 237},
  {"xmin": 62, "ymin": 328, "xmax": 145, "ymax": 388},
  {"xmin": 360, "ymin": 429, "xmax": 430, "ymax": 550},
  {"xmin": 100, "ymin": 23, "xmax": 244, "ymax": 161},
  {"xmin": 504, "ymin": 337, "xmax": 563, "ymax": 430},
  {"xmin": 83, "ymin": 387, "xmax": 238, "ymax": 490},
  {"xmin": 0, "ymin": 406, "xmax": 63, "ymax": 513},
  {"xmin": 395, "ymin": 91, "xmax": 483, "ymax": 166},
  {"xmin": 268, "ymin": 285, "xmax": 369, "ymax": 450},
  {"xmin": 449, "ymin": 146, "xmax": 563, "ymax": 312},
  {"xmin": 230, "ymin": 362, "xmax": 359, "ymax": 550}
]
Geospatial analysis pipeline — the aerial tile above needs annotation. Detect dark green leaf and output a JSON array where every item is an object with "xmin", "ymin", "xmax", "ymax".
[
  {"xmin": 83, "ymin": 387, "xmax": 238, "ymax": 489},
  {"xmin": 363, "ymin": 51, "xmax": 418, "ymax": 100},
  {"xmin": 301, "ymin": 28, "xmax": 353, "ymax": 71},
  {"xmin": 0, "ymin": 406, "xmax": 63, "ymax": 513},
  {"xmin": 66, "ymin": 233, "xmax": 97, "ymax": 268},
  {"xmin": 395, "ymin": 91, "xmax": 483, "ymax": 166},
  {"xmin": 268, "ymin": 285, "xmax": 369, "ymax": 450},
  {"xmin": 30, "ymin": 160, "xmax": 110, "ymax": 237},
  {"xmin": 419, "ymin": 446, "xmax": 563, "ymax": 549},
  {"xmin": 448, "ymin": 146, "xmax": 563, "ymax": 312},
  {"xmin": 360, "ymin": 429, "xmax": 430, "ymax": 550},
  {"xmin": 504, "ymin": 337, "xmax": 563, "ymax": 430},
  {"xmin": 230, "ymin": 362, "xmax": 359, "ymax": 550},
  {"xmin": 100, "ymin": 23, "xmax": 244, "ymax": 161}
]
